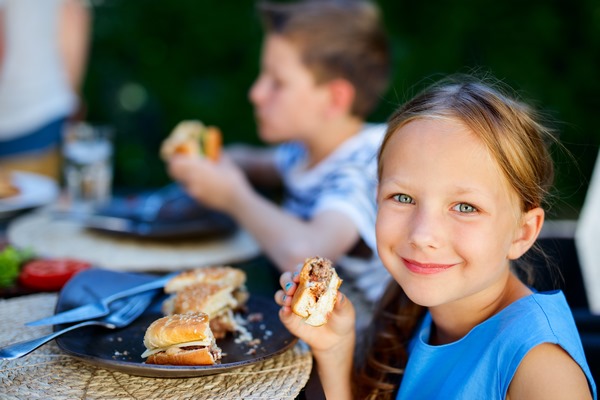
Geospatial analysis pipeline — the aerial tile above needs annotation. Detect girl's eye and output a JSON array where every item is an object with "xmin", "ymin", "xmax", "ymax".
[
  {"xmin": 453, "ymin": 203, "xmax": 477, "ymax": 213},
  {"xmin": 393, "ymin": 194, "xmax": 414, "ymax": 204}
]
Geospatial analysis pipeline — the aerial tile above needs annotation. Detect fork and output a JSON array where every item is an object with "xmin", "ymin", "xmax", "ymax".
[
  {"xmin": 0, "ymin": 292, "xmax": 155, "ymax": 360},
  {"xmin": 26, "ymin": 273, "xmax": 175, "ymax": 327}
]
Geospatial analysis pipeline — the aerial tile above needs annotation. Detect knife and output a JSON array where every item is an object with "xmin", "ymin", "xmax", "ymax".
[{"xmin": 25, "ymin": 272, "xmax": 177, "ymax": 327}]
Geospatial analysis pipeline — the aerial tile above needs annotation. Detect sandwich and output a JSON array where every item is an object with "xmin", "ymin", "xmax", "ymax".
[
  {"xmin": 164, "ymin": 265, "xmax": 246, "ymax": 294},
  {"xmin": 161, "ymin": 266, "xmax": 249, "ymax": 339},
  {"xmin": 0, "ymin": 169, "xmax": 19, "ymax": 199},
  {"xmin": 142, "ymin": 312, "xmax": 222, "ymax": 365},
  {"xmin": 291, "ymin": 256, "xmax": 342, "ymax": 326},
  {"xmin": 160, "ymin": 120, "xmax": 222, "ymax": 161}
]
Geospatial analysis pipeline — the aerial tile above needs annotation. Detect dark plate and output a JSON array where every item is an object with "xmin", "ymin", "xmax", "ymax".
[
  {"xmin": 85, "ymin": 185, "xmax": 237, "ymax": 240},
  {"xmin": 54, "ymin": 268, "xmax": 298, "ymax": 378}
]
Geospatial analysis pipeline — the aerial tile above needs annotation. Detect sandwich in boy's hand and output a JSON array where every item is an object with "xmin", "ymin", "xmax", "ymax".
[
  {"xmin": 142, "ymin": 312, "xmax": 222, "ymax": 365},
  {"xmin": 161, "ymin": 266, "xmax": 249, "ymax": 339},
  {"xmin": 291, "ymin": 256, "xmax": 342, "ymax": 327},
  {"xmin": 160, "ymin": 120, "xmax": 222, "ymax": 161}
]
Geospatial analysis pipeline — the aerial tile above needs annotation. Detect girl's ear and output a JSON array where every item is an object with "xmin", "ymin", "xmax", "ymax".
[
  {"xmin": 508, "ymin": 207, "xmax": 545, "ymax": 260},
  {"xmin": 326, "ymin": 78, "xmax": 356, "ymax": 116}
]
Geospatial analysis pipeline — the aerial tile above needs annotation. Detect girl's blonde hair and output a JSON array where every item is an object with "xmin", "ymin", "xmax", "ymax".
[
  {"xmin": 379, "ymin": 74, "xmax": 555, "ymax": 212},
  {"xmin": 354, "ymin": 74, "xmax": 556, "ymax": 399}
]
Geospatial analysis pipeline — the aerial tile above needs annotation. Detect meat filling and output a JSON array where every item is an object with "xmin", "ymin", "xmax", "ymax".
[
  {"xmin": 179, "ymin": 342, "xmax": 222, "ymax": 361},
  {"xmin": 308, "ymin": 258, "xmax": 333, "ymax": 299}
]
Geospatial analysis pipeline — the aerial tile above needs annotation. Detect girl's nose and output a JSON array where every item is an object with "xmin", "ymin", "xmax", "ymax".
[{"xmin": 408, "ymin": 208, "xmax": 442, "ymax": 250}]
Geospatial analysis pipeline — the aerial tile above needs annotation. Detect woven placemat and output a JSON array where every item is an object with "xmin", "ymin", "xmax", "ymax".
[
  {"xmin": 7, "ymin": 211, "xmax": 261, "ymax": 272},
  {"xmin": 0, "ymin": 294, "xmax": 312, "ymax": 400}
]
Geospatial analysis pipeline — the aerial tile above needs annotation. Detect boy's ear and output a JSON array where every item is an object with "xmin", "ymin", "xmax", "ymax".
[
  {"xmin": 508, "ymin": 207, "xmax": 545, "ymax": 260},
  {"xmin": 326, "ymin": 78, "xmax": 356, "ymax": 116}
]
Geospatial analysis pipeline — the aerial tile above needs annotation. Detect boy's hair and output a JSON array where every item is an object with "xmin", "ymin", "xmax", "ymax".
[
  {"xmin": 354, "ymin": 75, "xmax": 557, "ymax": 399},
  {"xmin": 257, "ymin": 0, "xmax": 391, "ymax": 118}
]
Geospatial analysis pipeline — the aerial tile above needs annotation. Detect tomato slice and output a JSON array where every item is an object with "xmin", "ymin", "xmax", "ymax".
[{"xmin": 19, "ymin": 259, "xmax": 92, "ymax": 291}]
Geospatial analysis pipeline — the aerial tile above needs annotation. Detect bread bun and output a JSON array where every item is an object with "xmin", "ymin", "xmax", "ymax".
[
  {"xmin": 160, "ymin": 120, "xmax": 222, "ymax": 161},
  {"xmin": 164, "ymin": 266, "xmax": 246, "ymax": 294},
  {"xmin": 143, "ymin": 312, "xmax": 212, "ymax": 350},
  {"xmin": 291, "ymin": 256, "xmax": 342, "ymax": 326},
  {"xmin": 161, "ymin": 283, "xmax": 239, "ymax": 318},
  {"xmin": 142, "ymin": 312, "xmax": 222, "ymax": 365},
  {"xmin": 161, "ymin": 266, "xmax": 249, "ymax": 338},
  {"xmin": 146, "ymin": 346, "xmax": 220, "ymax": 366}
]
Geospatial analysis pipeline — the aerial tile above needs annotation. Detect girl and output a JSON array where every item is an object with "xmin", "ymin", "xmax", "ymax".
[{"xmin": 276, "ymin": 75, "xmax": 597, "ymax": 399}]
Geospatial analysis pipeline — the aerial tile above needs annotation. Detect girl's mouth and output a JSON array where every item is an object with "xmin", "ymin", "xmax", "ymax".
[{"xmin": 402, "ymin": 258, "xmax": 457, "ymax": 275}]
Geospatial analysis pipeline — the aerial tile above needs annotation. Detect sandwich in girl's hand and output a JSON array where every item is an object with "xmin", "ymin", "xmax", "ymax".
[
  {"xmin": 160, "ymin": 120, "xmax": 222, "ymax": 161},
  {"xmin": 142, "ymin": 312, "xmax": 222, "ymax": 365},
  {"xmin": 291, "ymin": 256, "xmax": 342, "ymax": 326}
]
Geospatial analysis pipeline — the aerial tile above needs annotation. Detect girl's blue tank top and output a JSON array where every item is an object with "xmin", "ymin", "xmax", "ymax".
[{"xmin": 397, "ymin": 291, "xmax": 597, "ymax": 399}]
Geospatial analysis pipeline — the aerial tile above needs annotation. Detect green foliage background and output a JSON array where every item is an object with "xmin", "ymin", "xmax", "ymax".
[{"xmin": 83, "ymin": 0, "xmax": 600, "ymax": 219}]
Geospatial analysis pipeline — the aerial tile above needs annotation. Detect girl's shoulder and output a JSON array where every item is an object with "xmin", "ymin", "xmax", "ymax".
[{"xmin": 491, "ymin": 291, "xmax": 575, "ymax": 341}]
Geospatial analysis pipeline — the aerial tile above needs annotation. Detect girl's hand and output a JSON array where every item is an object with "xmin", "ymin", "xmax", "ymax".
[{"xmin": 274, "ymin": 269, "xmax": 356, "ymax": 356}]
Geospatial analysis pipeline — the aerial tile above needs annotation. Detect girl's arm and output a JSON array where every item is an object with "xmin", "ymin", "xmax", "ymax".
[
  {"xmin": 276, "ymin": 271, "xmax": 356, "ymax": 400},
  {"xmin": 507, "ymin": 343, "xmax": 593, "ymax": 399}
]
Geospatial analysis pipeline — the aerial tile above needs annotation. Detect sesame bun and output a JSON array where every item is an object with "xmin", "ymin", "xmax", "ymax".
[
  {"xmin": 291, "ymin": 256, "xmax": 342, "ymax": 327},
  {"xmin": 164, "ymin": 266, "xmax": 246, "ymax": 294},
  {"xmin": 143, "ymin": 312, "xmax": 212, "ymax": 350}
]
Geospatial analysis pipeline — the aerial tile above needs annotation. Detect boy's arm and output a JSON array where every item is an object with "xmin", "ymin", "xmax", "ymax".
[
  {"xmin": 168, "ymin": 155, "xmax": 360, "ymax": 272},
  {"xmin": 228, "ymin": 175, "xmax": 360, "ymax": 272},
  {"xmin": 226, "ymin": 144, "xmax": 282, "ymax": 188}
]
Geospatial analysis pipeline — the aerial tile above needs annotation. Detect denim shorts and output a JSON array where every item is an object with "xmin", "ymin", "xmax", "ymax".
[{"xmin": 0, "ymin": 117, "xmax": 67, "ymax": 157}]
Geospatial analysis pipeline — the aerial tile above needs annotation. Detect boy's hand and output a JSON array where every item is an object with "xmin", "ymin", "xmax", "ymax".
[
  {"xmin": 275, "ymin": 269, "xmax": 356, "ymax": 355},
  {"xmin": 167, "ymin": 153, "xmax": 249, "ymax": 213}
]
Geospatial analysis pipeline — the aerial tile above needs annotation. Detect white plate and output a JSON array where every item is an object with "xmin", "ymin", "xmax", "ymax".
[{"xmin": 0, "ymin": 171, "xmax": 59, "ymax": 217}]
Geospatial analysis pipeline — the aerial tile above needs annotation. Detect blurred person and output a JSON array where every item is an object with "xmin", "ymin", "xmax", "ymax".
[
  {"xmin": 0, "ymin": 0, "xmax": 91, "ymax": 180},
  {"xmin": 167, "ymin": 0, "xmax": 392, "ymax": 307},
  {"xmin": 275, "ymin": 75, "xmax": 597, "ymax": 399}
]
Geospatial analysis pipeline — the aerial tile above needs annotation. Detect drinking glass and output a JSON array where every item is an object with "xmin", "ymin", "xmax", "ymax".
[{"xmin": 62, "ymin": 122, "xmax": 114, "ymax": 212}]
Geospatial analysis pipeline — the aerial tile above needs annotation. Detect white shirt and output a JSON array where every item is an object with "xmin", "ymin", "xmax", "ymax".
[
  {"xmin": 274, "ymin": 123, "xmax": 392, "ymax": 303},
  {"xmin": 575, "ymin": 149, "xmax": 600, "ymax": 315},
  {"xmin": 0, "ymin": 0, "xmax": 76, "ymax": 138}
]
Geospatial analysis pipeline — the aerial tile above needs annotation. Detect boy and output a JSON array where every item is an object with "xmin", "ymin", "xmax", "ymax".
[{"xmin": 167, "ymin": 0, "xmax": 392, "ymax": 305}]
